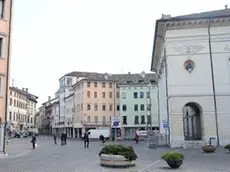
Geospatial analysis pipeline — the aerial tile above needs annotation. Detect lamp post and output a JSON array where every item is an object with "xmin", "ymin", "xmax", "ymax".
[{"xmin": 141, "ymin": 71, "xmax": 155, "ymax": 148}]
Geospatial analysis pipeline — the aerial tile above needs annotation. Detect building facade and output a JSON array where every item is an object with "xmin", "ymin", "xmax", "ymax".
[
  {"xmin": 8, "ymin": 87, "xmax": 38, "ymax": 131},
  {"xmin": 151, "ymin": 7, "xmax": 230, "ymax": 148},
  {"xmin": 119, "ymin": 82, "xmax": 158, "ymax": 139},
  {"xmin": 0, "ymin": 0, "xmax": 13, "ymax": 153},
  {"xmin": 50, "ymin": 71, "xmax": 157, "ymax": 139}
]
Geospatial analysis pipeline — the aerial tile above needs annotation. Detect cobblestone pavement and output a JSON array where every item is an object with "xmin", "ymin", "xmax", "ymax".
[{"xmin": 1, "ymin": 137, "xmax": 230, "ymax": 172}]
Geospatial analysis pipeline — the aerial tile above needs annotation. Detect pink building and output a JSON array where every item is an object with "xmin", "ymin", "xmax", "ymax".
[{"xmin": 0, "ymin": 0, "xmax": 13, "ymax": 153}]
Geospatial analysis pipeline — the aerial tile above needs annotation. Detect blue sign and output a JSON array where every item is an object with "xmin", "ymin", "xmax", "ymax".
[{"xmin": 163, "ymin": 120, "xmax": 168, "ymax": 129}]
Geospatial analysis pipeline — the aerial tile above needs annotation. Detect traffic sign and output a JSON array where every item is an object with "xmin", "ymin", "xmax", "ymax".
[
  {"xmin": 163, "ymin": 120, "xmax": 168, "ymax": 129},
  {"xmin": 111, "ymin": 117, "xmax": 121, "ymax": 128}
]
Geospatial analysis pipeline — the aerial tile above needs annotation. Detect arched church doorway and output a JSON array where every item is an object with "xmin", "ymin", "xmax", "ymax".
[{"xmin": 182, "ymin": 102, "xmax": 202, "ymax": 140}]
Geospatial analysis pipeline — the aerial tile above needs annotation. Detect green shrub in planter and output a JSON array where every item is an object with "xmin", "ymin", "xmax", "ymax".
[
  {"xmin": 161, "ymin": 152, "xmax": 184, "ymax": 161},
  {"xmin": 99, "ymin": 144, "xmax": 138, "ymax": 161},
  {"xmin": 224, "ymin": 144, "xmax": 230, "ymax": 150}
]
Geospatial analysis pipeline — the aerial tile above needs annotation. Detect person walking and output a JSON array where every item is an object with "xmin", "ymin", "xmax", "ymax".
[
  {"xmin": 83, "ymin": 132, "xmax": 89, "ymax": 148},
  {"xmin": 64, "ymin": 132, "xmax": 67, "ymax": 145},
  {"xmin": 53, "ymin": 133, "xmax": 57, "ymax": 144},
  {"xmin": 99, "ymin": 134, "xmax": 105, "ymax": 146},
  {"xmin": 31, "ymin": 134, "xmax": 37, "ymax": 149},
  {"xmin": 61, "ymin": 132, "xmax": 64, "ymax": 146}
]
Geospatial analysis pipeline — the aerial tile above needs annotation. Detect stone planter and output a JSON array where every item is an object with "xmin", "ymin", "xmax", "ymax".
[
  {"xmin": 100, "ymin": 154, "xmax": 136, "ymax": 167},
  {"xmin": 166, "ymin": 159, "xmax": 183, "ymax": 169},
  {"xmin": 201, "ymin": 145, "xmax": 216, "ymax": 153}
]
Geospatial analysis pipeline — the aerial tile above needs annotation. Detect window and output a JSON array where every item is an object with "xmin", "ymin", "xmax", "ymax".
[
  {"xmin": 94, "ymin": 92, "xmax": 97, "ymax": 98},
  {"xmin": 13, "ymin": 112, "xmax": 15, "ymax": 121},
  {"xmin": 109, "ymin": 92, "xmax": 112, "ymax": 98},
  {"xmin": 140, "ymin": 104, "xmax": 145, "ymax": 111},
  {"xmin": 81, "ymin": 103, "xmax": 83, "ymax": 111},
  {"xmin": 102, "ymin": 105, "xmax": 106, "ymax": 111},
  {"xmin": 133, "ymin": 92, "xmax": 138, "ymax": 99},
  {"xmin": 116, "ymin": 83, "xmax": 119, "ymax": 88},
  {"xmin": 94, "ymin": 82, "xmax": 98, "ymax": 87},
  {"xmin": 14, "ymin": 100, "xmax": 16, "ymax": 106},
  {"xmin": 102, "ymin": 82, "xmax": 106, "ymax": 88},
  {"xmin": 87, "ymin": 91, "xmax": 90, "ymax": 98},
  {"xmin": 94, "ymin": 116, "xmax": 98, "ymax": 123},
  {"xmin": 109, "ymin": 104, "xmax": 113, "ymax": 111},
  {"xmin": 140, "ymin": 92, "xmax": 144, "ymax": 98},
  {"xmin": 0, "ymin": 37, "xmax": 3, "ymax": 58},
  {"xmin": 134, "ymin": 116, "xmax": 139, "ymax": 124},
  {"xmin": 9, "ymin": 112, "xmax": 12, "ymax": 121},
  {"xmin": 146, "ymin": 92, "xmax": 150, "ymax": 98},
  {"xmin": 122, "ymin": 104, "xmax": 127, "ymax": 111},
  {"xmin": 0, "ymin": 76, "xmax": 2, "ymax": 96},
  {"xmin": 109, "ymin": 116, "xmax": 112, "ymax": 122},
  {"xmin": 147, "ymin": 115, "xmax": 151, "ymax": 124},
  {"xmin": 87, "ymin": 82, "xmax": 91, "ymax": 87},
  {"xmin": 116, "ymin": 92, "xmax": 119, "ymax": 98},
  {"xmin": 87, "ymin": 116, "xmax": 91, "ymax": 122},
  {"xmin": 123, "ymin": 116, "xmax": 127, "ymax": 125},
  {"xmin": 10, "ymin": 91, "xmax": 12, "ymax": 95},
  {"xmin": 134, "ymin": 104, "xmax": 138, "ymax": 111},
  {"xmin": 109, "ymin": 83, "xmax": 112, "ymax": 88},
  {"xmin": 0, "ymin": 0, "xmax": 4, "ymax": 19},
  {"xmin": 102, "ymin": 116, "xmax": 106, "ymax": 125},
  {"xmin": 94, "ymin": 104, "xmax": 98, "ymax": 111},
  {"xmin": 116, "ymin": 105, "xmax": 120, "ymax": 111},
  {"xmin": 141, "ymin": 115, "xmax": 145, "ymax": 124},
  {"xmin": 102, "ymin": 92, "xmax": 106, "ymax": 98},
  {"xmin": 9, "ymin": 98, "xmax": 12, "ymax": 106},
  {"xmin": 122, "ymin": 92, "xmax": 126, "ymax": 99},
  {"xmin": 67, "ymin": 78, "xmax": 72, "ymax": 86},
  {"xmin": 87, "ymin": 104, "xmax": 91, "ymax": 111}
]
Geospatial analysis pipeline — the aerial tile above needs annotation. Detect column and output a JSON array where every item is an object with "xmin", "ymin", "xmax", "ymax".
[
  {"xmin": 73, "ymin": 128, "xmax": 76, "ymax": 138},
  {"xmin": 0, "ymin": 123, "xmax": 5, "ymax": 152},
  {"xmin": 76, "ymin": 128, "xmax": 79, "ymax": 138}
]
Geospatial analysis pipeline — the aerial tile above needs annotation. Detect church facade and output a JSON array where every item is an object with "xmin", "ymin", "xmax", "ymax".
[{"xmin": 151, "ymin": 7, "xmax": 230, "ymax": 148}]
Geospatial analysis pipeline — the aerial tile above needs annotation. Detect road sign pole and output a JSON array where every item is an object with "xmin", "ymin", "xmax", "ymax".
[{"xmin": 115, "ymin": 128, "xmax": 117, "ymax": 143}]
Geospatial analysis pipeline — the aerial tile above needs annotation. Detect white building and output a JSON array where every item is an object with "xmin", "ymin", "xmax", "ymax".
[
  {"xmin": 8, "ymin": 87, "xmax": 38, "ymax": 131},
  {"xmin": 64, "ymin": 93, "xmax": 74, "ymax": 137},
  {"xmin": 151, "ymin": 7, "xmax": 230, "ymax": 148}
]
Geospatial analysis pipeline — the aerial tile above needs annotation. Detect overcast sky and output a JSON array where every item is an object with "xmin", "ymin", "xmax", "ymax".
[{"xmin": 10, "ymin": 0, "xmax": 229, "ymax": 106}]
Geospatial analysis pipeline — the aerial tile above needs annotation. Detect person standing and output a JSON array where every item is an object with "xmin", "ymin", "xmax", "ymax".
[
  {"xmin": 31, "ymin": 134, "xmax": 37, "ymax": 149},
  {"xmin": 99, "ymin": 134, "xmax": 105, "ymax": 146},
  {"xmin": 61, "ymin": 132, "xmax": 64, "ymax": 146},
  {"xmin": 64, "ymin": 132, "xmax": 67, "ymax": 145},
  {"xmin": 53, "ymin": 133, "xmax": 57, "ymax": 144},
  {"xmin": 83, "ymin": 132, "xmax": 89, "ymax": 148}
]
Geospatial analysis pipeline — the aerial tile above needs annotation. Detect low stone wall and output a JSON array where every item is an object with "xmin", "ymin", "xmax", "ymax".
[{"xmin": 100, "ymin": 154, "xmax": 135, "ymax": 167}]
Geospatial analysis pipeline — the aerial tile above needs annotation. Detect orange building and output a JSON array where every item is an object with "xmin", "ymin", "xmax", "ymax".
[{"xmin": 0, "ymin": 0, "xmax": 13, "ymax": 153}]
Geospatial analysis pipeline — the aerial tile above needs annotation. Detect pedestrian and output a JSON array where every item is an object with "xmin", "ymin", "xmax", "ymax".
[
  {"xmin": 31, "ymin": 134, "xmax": 37, "ymax": 149},
  {"xmin": 64, "ymin": 132, "xmax": 67, "ymax": 145},
  {"xmin": 53, "ymin": 133, "xmax": 57, "ymax": 144},
  {"xmin": 83, "ymin": 132, "xmax": 89, "ymax": 148},
  {"xmin": 99, "ymin": 134, "xmax": 105, "ymax": 146},
  {"xmin": 135, "ymin": 133, "xmax": 139, "ymax": 144},
  {"xmin": 61, "ymin": 132, "xmax": 64, "ymax": 146}
]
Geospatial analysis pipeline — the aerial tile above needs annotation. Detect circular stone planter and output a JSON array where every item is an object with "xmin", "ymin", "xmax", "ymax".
[
  {"xmin": 100, "ymin": 154, "xmax": 136, "ymax": 167},
  {"xmin": 166, "ymin": 160, "xmax": 183, "ymax": 169},
  {"xmin": 201, "ymin": 145, "xmax": 216, "ymax": 153}
]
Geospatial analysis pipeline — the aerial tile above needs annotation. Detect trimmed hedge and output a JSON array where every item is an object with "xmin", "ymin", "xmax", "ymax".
[{"xmin": 99, "ymin": 144, "xmax": 138, "ymax": 161}]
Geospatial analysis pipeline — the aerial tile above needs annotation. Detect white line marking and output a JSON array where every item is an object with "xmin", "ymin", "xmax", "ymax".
[
  {"xmin": 138, "ymin": 160, "xmax": 161, "ymax": 172},
  {"xmin": 137, "ymin": 149, "xmax": 178, "ymax": 172}
]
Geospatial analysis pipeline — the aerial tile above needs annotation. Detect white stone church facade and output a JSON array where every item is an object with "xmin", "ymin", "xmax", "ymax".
[{"xmin": 151, "ymin": 7, "xmax": 230, "ymax": 148}]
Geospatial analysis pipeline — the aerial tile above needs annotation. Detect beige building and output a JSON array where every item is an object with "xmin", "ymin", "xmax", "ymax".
[
  {"xmin": 73, "ymin": 77, "xmax": 120, "ymax": 137},
  {"xmin": 0, "ymin": 0, "xmax": 13, "ymax": 153},
  {"xmin": 8, "ymin": 87, "xmax": 38, "ymax": 131}
]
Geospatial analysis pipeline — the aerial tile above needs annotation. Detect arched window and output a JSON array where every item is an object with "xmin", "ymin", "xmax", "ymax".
[{"xmin": 183, "ymin": 103, "xmax": 201, "ymax": 140}]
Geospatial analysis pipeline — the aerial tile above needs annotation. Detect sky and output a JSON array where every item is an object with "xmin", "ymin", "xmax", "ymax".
[{"xmin": 10, "ymin": 0, "xmax": 229, "ymax": 107}]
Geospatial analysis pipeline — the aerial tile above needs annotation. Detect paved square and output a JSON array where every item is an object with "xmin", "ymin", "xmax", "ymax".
[{"xmin": 1, "ymin": 137, "xmax": 230, "ymax": 172}]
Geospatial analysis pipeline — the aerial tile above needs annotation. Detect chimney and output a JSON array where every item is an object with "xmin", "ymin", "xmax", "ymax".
[
  {"xmin": 128, "ymin": 72, "xmax": 131, "ymax": 74},
  {"xmin": 25, "ymin": 88, "xmax": 28, "ymax": 93},
  {"xmin": 161, "ymin": 14, "xmax": 171, "ymax": 19},
  {"xmin": 225, "ymin": 5, "xmax": 228, "ymax": 9},
  {"xmin": 48, "ymin": 96, "xmax": 51, "ymax": 101}
]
